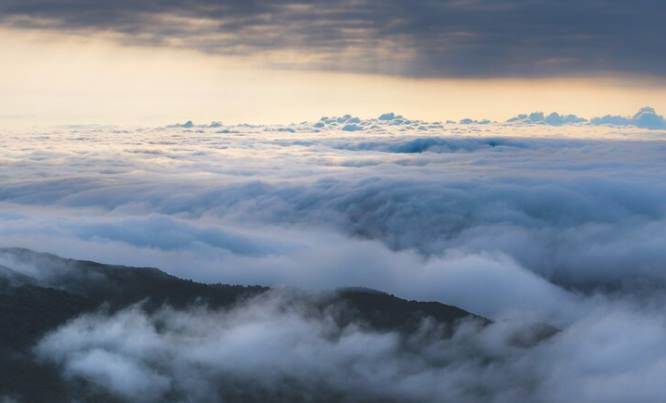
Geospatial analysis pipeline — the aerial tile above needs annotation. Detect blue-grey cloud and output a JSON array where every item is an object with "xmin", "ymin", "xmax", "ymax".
[
  {"xmin": 507, "ymin": 106, "xmax": 666, "ymax": 129},
  {"xmin": 32, "ymin": 292, "xmax": 666, "ymax": 403},
  {"xmin": 4, "ymin": 118, "xmax": 666, "ymax": 402},
  {"xmin": 172, "ymin": 108, "xmax": 666, "ymax": 132},
  {"xmin": 335, "ymin": 137, "xmax": 526, "ymax": 153},
  {"xmin": 1, "ymin": 0, "xmax": 665, "ymax": 78},
  {"xmin": 2, "ymin": 121, "xmax": 666, "ymax": 306},
  {"xmin": 507, "ymin": 112, "xmax": 587, "ymax": 126},
  {"xmin": 591, "ymin": 106, "xmax": 666, "ymax": 129}
]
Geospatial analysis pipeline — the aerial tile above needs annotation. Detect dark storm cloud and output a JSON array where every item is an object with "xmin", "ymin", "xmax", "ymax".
[{"xmin": 1, "ymin": 0, "xmax": 665, "ymax": 78}]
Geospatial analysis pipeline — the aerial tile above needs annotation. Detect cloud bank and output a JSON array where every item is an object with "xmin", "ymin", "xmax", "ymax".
[
  {"xmin": 1, "ymin": 120, "xmax": 665, "ymax": 303},
  {"xmin": 507, "ymin": 106, "xmax": 666, "ymax": 129},
  {"xmin": 167, "ymin": 107, "xmax": 666, "ymax": 132},
  {"xmin": 2, "ymin": 117, "xmax": 666, "ymax": 401},
  {"xmin": 1, "ymin": 1, "xmax": 665, "ymax": 78}
]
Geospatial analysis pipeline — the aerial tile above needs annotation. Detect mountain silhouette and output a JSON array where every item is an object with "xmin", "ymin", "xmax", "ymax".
[{"xmin": 0, "ymin": 248, "xmax": 486, "ymax": 402}]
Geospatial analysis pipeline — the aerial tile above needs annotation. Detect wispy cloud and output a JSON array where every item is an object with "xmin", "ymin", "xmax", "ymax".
[{"xmin": 33, "ymin": 292, "xmax": 666, "ymax": 403}]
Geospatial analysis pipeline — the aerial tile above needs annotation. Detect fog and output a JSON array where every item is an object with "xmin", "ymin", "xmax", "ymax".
[
  {"xmin": 2, "ymin": 113, "xmax": 666, "ymax": 401},
  {"xmin": 34, "ymin": 293, "xmax": 666, "ymax": 403}
]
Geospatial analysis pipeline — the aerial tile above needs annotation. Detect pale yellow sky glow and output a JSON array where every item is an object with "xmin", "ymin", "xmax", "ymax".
[{"xmin": 2, "ymin": 28, "xmax": 666, "ymax": 127}]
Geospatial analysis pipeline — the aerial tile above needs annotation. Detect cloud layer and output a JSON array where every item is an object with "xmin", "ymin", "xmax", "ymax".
[
  {"xmin": 1, "ymin": 119, "xmax": 665, "ymax": 304},
  {"xmin": 2, "ymin": 117, "xmax": 666, "ymax": 401}
]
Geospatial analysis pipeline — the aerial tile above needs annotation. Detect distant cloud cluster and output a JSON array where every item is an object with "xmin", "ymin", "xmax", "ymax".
[
  {"xmin": 590, "ymin": 106, "xmax": 666, "ymax": 129},
  {"xmin": 313, "ymin": 113, "xmax": 443, "ymax": 132},
  {"xmin": 172, "ymin": 107, "xmax": 666, "ymax": 134},
  {"xmin": 509, "ymin": 106, "xmax": 666, "ymax": 129},
  {"xmin": 507, "ymin": 112, "xmax": 587, "ymax": 126},
  {"xmin": 1, "ymin": 1, "xmax": 665, "ymax": 78}
]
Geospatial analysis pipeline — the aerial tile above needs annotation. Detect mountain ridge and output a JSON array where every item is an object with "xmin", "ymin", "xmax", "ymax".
[{"xmin": 0, "ymin": 247, "xmax": 487, "ymax": 402}]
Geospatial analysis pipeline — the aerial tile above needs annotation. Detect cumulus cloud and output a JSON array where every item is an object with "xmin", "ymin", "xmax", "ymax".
[
  {"xmin": 508, "ymin": 107, "xmax": 666, "ymax": 129},
  {"xmin": 507, "ymin": 112, "xmax": 587, "ymax": 126},
  {"xmin": 507, "ymin": 106, "xmax": 666, "ymax": 130},
  {"xmin": 591, "ymin": 106, "xmax": 666, "ymax": 129},
  {"xmin": 309, "ymin": 113, "xmax": 437, "ymax": 133},
  {"xmin": 164, "ymin": 108, "xmax": 666, "ymax": 133},
  {"xmin": 459, "ymin": 118, "xmax": 492, "ymax": 125}
]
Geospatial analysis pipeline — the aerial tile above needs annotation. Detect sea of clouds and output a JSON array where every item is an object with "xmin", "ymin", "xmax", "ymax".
[{"xmin": 2, "ymin": 110, "xmax": 666, "ymax": 401}]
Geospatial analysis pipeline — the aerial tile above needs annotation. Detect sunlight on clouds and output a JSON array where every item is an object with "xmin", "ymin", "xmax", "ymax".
[
  {"xmin": 2, "ymin": 2, "xmax": 666, "ymax": 401},
  {"xmin": 2, "ymin": 28, "xmax": 666, "ymax": 127}
]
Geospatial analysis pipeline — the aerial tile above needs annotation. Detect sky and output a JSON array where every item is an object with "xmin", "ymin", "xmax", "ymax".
[
  {"xmin": 1, "ymin": 0, "xmax": 666, "ymax": 126},
  {"xmin": 3, "ymin": 2, "xmax": 666, "ymax": 400}
]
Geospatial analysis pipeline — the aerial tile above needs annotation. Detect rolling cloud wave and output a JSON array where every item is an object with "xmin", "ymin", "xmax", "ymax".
[{"xmin": 2, "ymin": 118, "xmax": 666, "ymax": 401}]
